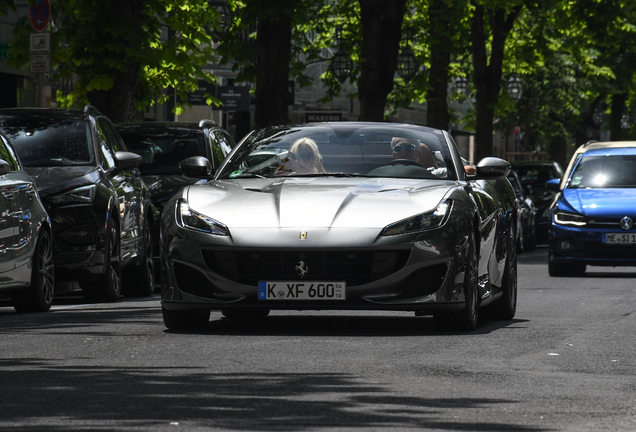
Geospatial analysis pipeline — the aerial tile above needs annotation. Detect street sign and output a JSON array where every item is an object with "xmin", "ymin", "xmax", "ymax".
[
  {"xmin": 30, "ymin": 53, "xmax": 50, "ymax": 74},
  {"xmin": 30, "ymin": 32, "xmax": 50, "ymax": 52},
  {"xmin": 215, "ymin": 86, "xmax": 249, "ymax": 111},
  {"xmin": 29, "ymin": 0, "xmax": 51, "ymax": 32}
]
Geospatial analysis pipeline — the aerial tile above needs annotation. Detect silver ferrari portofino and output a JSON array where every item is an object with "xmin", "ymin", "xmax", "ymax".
[{"xmin": 160, "ymin": 122, "xmax": 518, "ymax": 331}]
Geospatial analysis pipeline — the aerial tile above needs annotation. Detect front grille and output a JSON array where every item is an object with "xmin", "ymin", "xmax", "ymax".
[
  {"xmin": 586, "ymin": 218, "xmax": 631, "ymax": 229},
  {"xmin": 201, "ymin": 249, "xmax": 411, "ymax": 286}
]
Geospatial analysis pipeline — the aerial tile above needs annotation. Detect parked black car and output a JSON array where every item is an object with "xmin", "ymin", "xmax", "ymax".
[
  {"xmin": 116, "ymin": 120, "xmax": 235, "ymax": 272},
  {"xmin": 507, "ymin": 170, "xmax": 537, "ymax": 253},
  {"xmin": 0, "ymin": 106, "xmax": 154, "ymax": 302},
  {"xmin": 0, "ymin": 131, "xmax": 54, "ymax": 312},
  {"xmin": 511, "ymin": 160, "xmax": 564, "ymax": 243}
]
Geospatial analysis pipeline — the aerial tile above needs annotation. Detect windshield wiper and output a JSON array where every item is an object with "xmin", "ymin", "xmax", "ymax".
[{"xmin": 290, "ymin": 172, "xmax": 368, "ymax": 178}]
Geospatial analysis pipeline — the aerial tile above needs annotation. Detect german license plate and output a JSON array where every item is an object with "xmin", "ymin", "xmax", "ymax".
[
  {"xmin": 604, "ymin": 233, "xmax": 636, "ymax": 244},
  {"xmin": 258, "ymin": 281, "xmax": 346, "ymax": 300}
]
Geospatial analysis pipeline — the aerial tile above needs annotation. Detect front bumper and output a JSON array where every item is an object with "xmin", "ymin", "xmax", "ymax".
[
  {"xmin": 161, "ymin": 227, "xmax": 470, "ymax": 314},
  {"xmin": 550, "ymin": 224, "xmax": 636, "ymax": 266},
  {"xmin": 47, "ymin": 205, "xmax": 108, "ymax": 281}
]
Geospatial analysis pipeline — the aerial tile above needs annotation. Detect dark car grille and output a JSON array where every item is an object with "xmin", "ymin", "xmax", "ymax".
[
  {"xmin": 201, "ymin": 249, "xmax": 411, "ymax": 287},
  {"xmin": 586, "ymin": 218, "xmax": 630, "ymax": 229}
]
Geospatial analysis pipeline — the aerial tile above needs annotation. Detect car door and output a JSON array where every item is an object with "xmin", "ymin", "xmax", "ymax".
[
  {"xmin": 95, "ymin": 117, "xmax": 144, "ymax": 265},
  {"xmin": 0, "ymin": 134, "xmax": 32, "ymax": 274}
]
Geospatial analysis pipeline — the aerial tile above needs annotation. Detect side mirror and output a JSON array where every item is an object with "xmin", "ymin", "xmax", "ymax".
[
  {"xmin": 0, "ymin": 159, "xmax": 11, "ymax": 175},
  {"xmin": 474, "ymin": 157, "xmax": 511, "ymax": 179},
  {"xmin": 546, "ymin": 178, "xmax": 561, "ymax": 192},
  {"xmin": 114, "ymin": 151, "xmax": 142, "ymax": 173},
  {"xmin": 180, "ymin": 156, "xmax": 212, "ymax": 179}
]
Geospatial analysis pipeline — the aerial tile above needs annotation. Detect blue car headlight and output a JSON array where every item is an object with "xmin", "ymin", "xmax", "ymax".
[
  {"xmin": 46, "ymin": 184, "xmax": 96, "ymax": 205},
  {"xmin": 381, "ymin": 200, "xmax": 451, "ymax": 236},
  {"xmin": 554, "ymin": 211, "xmax": 587, "ymax": 227},
  {"xmin": 177, "ymin": 199, "xmax": 229, "ymax": 236}
]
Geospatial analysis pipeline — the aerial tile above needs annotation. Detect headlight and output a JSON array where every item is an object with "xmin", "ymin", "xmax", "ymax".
[
  {"xmin": 177, "ymin": 199, "xmax": 229, "ymax": 236},
  {"xmin": 554, "ymin": 211, "xmax": 587, "ymax": 226},
  {"xmin": 381, "ymin": 200, "xmax": 451, "ymax": 236},
  {"xmin": 46, "ymin": 184, "xmax": 96, "ymax": 205}
]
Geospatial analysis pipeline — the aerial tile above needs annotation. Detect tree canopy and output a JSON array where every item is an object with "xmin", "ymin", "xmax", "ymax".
[{"xmin": 3, "ymin": 0, "xmax": 636, "ymax": 161}]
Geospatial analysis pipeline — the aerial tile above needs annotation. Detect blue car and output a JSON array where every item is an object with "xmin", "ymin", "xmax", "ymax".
[{"xmin": 548, "ymin": 141, "xmax": 636, "ymax": 276}]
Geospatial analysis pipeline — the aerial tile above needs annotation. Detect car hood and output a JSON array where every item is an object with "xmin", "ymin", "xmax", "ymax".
[
  {"xmin": 24, "ymin": 166, "xmax": 100, "ymax": 198},
  {"xmin": 186, "ymin": 177, "xmax": 453, "ymax": 229},
  {"xmin": 562, "ymin": 188, "xmax": 636, "ymax": 218}
]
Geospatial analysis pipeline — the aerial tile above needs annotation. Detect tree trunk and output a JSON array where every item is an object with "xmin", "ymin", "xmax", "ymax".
[
  {"xmin": 426, "ymin": 0, "xmax": 453, "ymax": 130},
  {"xmin": 610, "ymin": 91, "xmax": 627, "ymax": 141},
  {"xmin": 471, "ymin": 2, "xmax": 522, "ymax": 162},
  {"xmin": 358, "ymin": 0, "xmax": 407, "ymax": 121},
  {"xmin": 87, "ymin": 0, "xmax": 142, "ymax": 123},
  {"xmin": 254, "ymin": 13, "xmax": 292, "ymax": 128}
]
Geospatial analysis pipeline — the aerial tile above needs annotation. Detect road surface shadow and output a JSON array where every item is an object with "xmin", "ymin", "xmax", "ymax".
[{"xmin": 0, "ymin": 359, "xmax": 552, "ymax": 432}]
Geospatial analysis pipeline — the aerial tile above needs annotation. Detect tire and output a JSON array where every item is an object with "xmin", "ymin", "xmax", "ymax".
[
  {"xmin": 490, "ymin": 227, "xmax": 517, "ymax": 320},
  {"xmin": 516, "ymin": 222, "xmax": 525, "ymax": 254},
  {"xmin": 122, "ymin": 217, "xmax": 154, "ymax": 297},
  {"xmin": 11, "ymin": 230, "xmax": 55, "ymax": 313},
  {"xmin": 548, "ymin": 260, "xmax": 585, "ymax": 277},
  {"xmin": 162, "ymin": 307, "xmax": 210, "ymax": 331},
  {"xmin": 81, "ymin": 219, "xmax": 121, "ymax": 303},
  {"xmin": 524, "ymin": 225, "xmax": 537, "ymax": 252},
  {"xmin": 221, "ymin": 308, "xmax": 270, "ymax": 320},
  {"xmin": 445, "ymin": 231, "xmax": 479, "ymax": 331}
]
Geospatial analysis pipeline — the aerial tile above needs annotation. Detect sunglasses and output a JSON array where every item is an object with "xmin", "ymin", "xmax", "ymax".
[
  {"xmin": 392, "ymin": 144, "xmax": 417, "ymax": 153},
  {"xmin": 293, "ymin": 151, "xmax": 315, "ymax": 162}
]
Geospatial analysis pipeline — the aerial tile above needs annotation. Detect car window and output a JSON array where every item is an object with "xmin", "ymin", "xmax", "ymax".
[
  {"xmin": 117, "ymin": 127, "xmax": 206, "ymax": 175},
  {"xmin": 217, "ymin": 125, "xmax": 455, "ymax": 180},
  {"xmin": 568, "ymin": 155, "xmax": 636, "ymax": 188},
  {"xmin": 507, "ymin": 174, "xmax": 522, "ymax": 194},
  {"xmin": 94, "ymin": 120, "xmax": 116, "ymax": 170},
  {"xmin": 0, "ymin": 135, "xmax": 20, "ymax": 171},
  {"xmin": 210, "ymin": 130, "xmax": 234, "ymax": 166},
  {"xmin": 0, "ymin": 118, "xmax": 94, "ymax": 167},
  {"xmin": 98, "ymin": 118, "xmax": 125, "ymax": 152}
]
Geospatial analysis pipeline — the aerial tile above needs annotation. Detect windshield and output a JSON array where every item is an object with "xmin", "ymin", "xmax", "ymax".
[
  {"xmin": 218, "ymin": 124, "xmax": 456, "ymax": 180},
  {"xmin": 0, "ymin": 118, "xmax": 94, "ymax": 167},
  {"xmin": 515, "ymin": 165, "xmax": 561, "ymax": 189},
  {"xmin": 568, "ymin": 155, "xmax": 636, "ymax": 188},
  {"xmin": 118, "ymin": 129, "xmax": 206, "ymax": 175}
]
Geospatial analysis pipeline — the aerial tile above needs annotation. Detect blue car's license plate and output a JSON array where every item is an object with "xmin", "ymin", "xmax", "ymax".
[
  {"xmin": 258, "ymin": 282, "xmax": 346, "ymax": 300},
  {"xmin": 604, "ymin": 233, "xmax": 636, "ymax": 244}
]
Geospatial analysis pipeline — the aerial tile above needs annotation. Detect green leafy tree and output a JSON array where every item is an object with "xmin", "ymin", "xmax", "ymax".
[{"xmin": 7, "ymin": 0, "xmax": 221, "ymax": 123}]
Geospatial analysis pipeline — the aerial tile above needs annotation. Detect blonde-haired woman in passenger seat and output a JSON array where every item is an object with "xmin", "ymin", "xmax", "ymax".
[{"xmin": 275, "ymin": 137, "xmax": 326, "ymax": 175}]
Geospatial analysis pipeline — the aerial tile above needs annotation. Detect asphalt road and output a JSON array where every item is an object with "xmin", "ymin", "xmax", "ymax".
[{"xmin": 1, "ymin": 246, "xmax": 635, "ymax": 431}]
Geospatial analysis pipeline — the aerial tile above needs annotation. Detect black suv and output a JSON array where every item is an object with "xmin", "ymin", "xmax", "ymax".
[
  {"xmin": 0, "ymin": 106, "xmax": 154, "ymax": 302},
  {"xmin": 116, "ymin": 120, "xmax": 235, "ymax": 273},
  {"xmin": 116, "ymin": 120, "xmax": 235, "ymax": 208}
]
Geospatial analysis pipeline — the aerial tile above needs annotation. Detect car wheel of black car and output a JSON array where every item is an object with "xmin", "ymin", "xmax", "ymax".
[
  {"xmin": 524, "ymin": 225, "xmax": 537, "ymax": 252},
  {"xmin": 489, "ymin": 228, "xmax": 517, "ymax": 320},
  {"xmin": 122, "ymin": 217, "xmax": 154, "ymax": 297},
  {"xmin": 162, "ymin": 307, "xmax": 210, "ymax": 331},
  {"xmin": 548, "ymin": 259, "xmax": 586, "ymax": 277},
  {"xmin": 516, "ymin": 223, "xmax": 525, "ymax": 254},
  {"xmin": 11, "ymin": 230, "xmax": 55, "ymax": 313},
  {"xmin": 221, "ymin": 308, "xmax": 270, "ymax": 320},
  {"xmin": 81, "ymin": 219, "xmax": 121, "ymax": 302}
]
